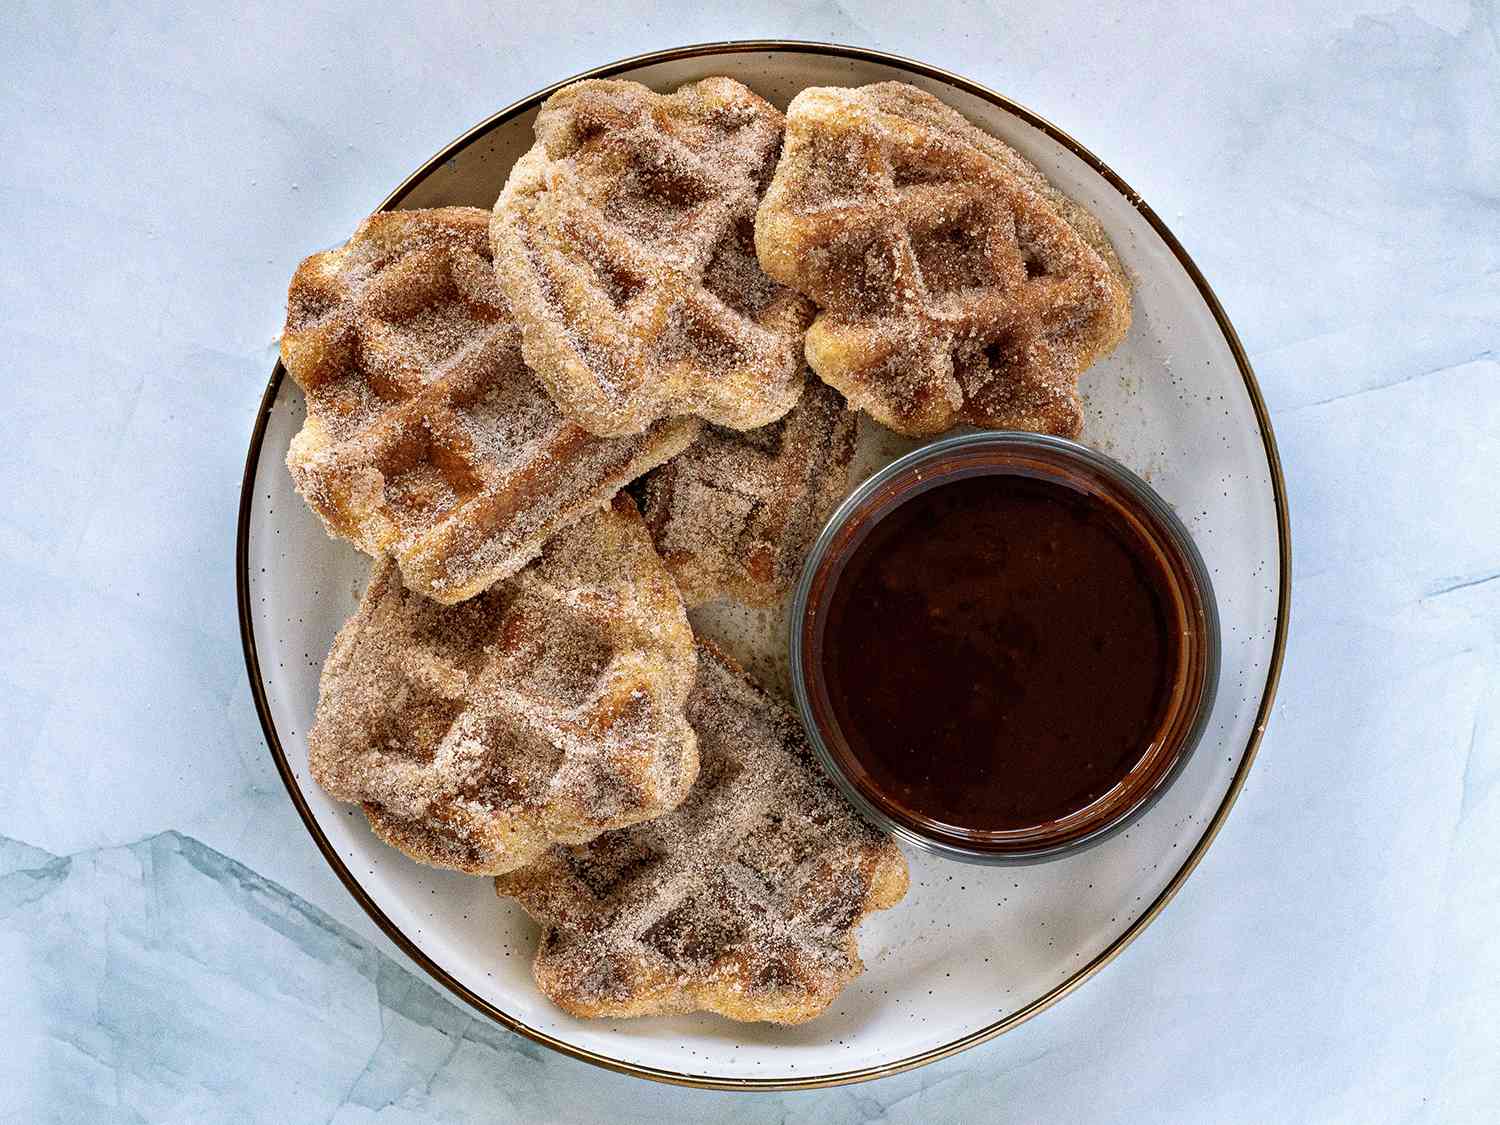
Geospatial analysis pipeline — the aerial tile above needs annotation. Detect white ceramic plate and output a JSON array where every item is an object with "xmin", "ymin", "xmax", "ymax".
[{"xmin": 238, "ymin": 43, "xmax": 1288, "ymax": 1090}]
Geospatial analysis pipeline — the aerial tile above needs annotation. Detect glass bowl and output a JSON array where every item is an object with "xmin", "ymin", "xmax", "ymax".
[{"xmin": 791, "ymin": 431, "xmax": 1221, "ymax": 864}]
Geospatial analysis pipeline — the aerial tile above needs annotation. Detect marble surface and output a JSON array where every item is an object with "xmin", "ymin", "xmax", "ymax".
[{"xmin": 2, "ymin": 2, "xmax": 1495, "ymax": 1121}]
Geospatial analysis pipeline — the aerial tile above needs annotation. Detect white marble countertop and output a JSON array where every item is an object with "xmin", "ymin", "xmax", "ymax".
[{"xmin": 4, "ymin": 2, "xmax": 1496, "ymax": 1121}]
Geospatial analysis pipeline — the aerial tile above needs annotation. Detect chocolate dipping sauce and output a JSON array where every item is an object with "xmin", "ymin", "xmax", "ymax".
[
  {"xmin": 794, "ymin": 433, "xmax": 1221, "ymax": 861},
  {"xmin": 820, "ymin": 472, "xmax": 1178, "ymax": 832}
]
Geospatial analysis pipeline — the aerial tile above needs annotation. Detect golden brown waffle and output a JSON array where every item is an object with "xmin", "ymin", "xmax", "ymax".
[
  {"xmin": 490, "ymin": 78, "xmax": 815, "ymax": 438},
  {"xmin": 756, "ymin": 82, "xmax": 1131, "ymax": 437},
  {"xmin": 637, "ymin": 373, "xmax": 856, "ymax": 607},
  {"xmin": 307, "ymin": 496, "xmax": 699, "ymax": 876},
  {"xmin": 283, "ymin": 207, "xmax": 698, "ymax": 604},
  {"xmin": 495, "ymin": 643, "xmax": 908, "ymax": 1024}
]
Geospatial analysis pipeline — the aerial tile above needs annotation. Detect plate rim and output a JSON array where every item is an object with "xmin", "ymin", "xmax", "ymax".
[{"xmin": 235, "ymin": 38, "xmax": 1291, "ymax": 1092}]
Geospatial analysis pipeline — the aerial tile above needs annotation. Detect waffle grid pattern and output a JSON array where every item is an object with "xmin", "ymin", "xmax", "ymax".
[
  {"xmin": 755, "ymin": 83, "xmax": 1131, "ymax": 437},
  {"xmin": 495, "ymin": 644, "xmax": 907, "ymax": 1024},
  {"xmin": 308, "ymin": 498, "xmax": 700, "ymax": 876},
  {"xmin": 283, "ymin": 207, "xmax": 696, "ymax": 603},
  {"xmin": 491, "ymin": 78, "xmax": 814, "ymax": 438}
]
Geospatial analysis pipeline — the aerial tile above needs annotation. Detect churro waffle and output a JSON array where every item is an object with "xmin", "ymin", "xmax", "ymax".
[
  {"xmin": 755, "ymin": 82, "xmax": 1131, "ymax": 437},
  {"xmin": 638, "ymin": 373, "xmax": 856, "ymax": 607},
  {"xmin": 283, "ymin": 207, "xmax": 698, "ymax": 603},
  {"xmin": 494, "ymin": 643, "xmax": 908, "ymax": 1024},
  {"xmin": 307, "ymin": 496, "xmax": 699, "ymax": 876},
  {"xmin": 491, "ymin": 78, "xmax": 814, "ymax": 438}
]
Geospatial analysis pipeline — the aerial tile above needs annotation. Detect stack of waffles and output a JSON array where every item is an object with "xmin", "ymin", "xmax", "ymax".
[{"xmin": 281, "ymin": 75, "xmax": 1131, "ymax": 1023}]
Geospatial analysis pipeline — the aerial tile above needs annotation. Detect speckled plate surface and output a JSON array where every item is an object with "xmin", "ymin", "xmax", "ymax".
[{"xmin": 238, "ymin": 42, "xmax": 1288, "ymax": 1090}]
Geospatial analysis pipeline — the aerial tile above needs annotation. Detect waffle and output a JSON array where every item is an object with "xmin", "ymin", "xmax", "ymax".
[
  {"xmin": 495, "ymin": 643, "xmax": 908, "ymax": 1024},
  {"xmin": 637, "ymin": 373, "xmax": 856, "ymax": 607},
  {"xmin": 307, "ymin": 496, "xmax": 699, "ymax": 876},
  {"xmin": 755, "ymin": 82, "xmax": 1131, "ymax": 437},
  {"xmin": 282, "ymin": 207, "xmax": 698, "ymax": 604},
  {"xmin": 490, "ymin": 78, "xmax": 815, "ymax": 438}
]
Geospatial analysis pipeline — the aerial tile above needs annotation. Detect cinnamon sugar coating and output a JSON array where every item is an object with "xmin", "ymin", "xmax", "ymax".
[
  {"xmin": 755, "ymin": 82, "xmax": 1131, "ymax": 437},
  {"xmin": 490, "ymin": 78, "xmax": 814, "ymax": 438},
  {"xmin": 283, "ymin": 207, "xmax": 697, "ymax": 604},
  {"xmin": 638, "ymin": 373, "xmax": 856, "ymax": 607},
  {"xmin": 495, "ymin": 643, "xmax": 908, "ymax": 1024},
  {"xmin": 307, "ymin": 496, "xmax": 699, "ymax": 876}
]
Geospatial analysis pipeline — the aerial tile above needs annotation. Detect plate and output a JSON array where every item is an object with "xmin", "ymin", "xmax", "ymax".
[{"xmin": 237, "ymin": 42, "xmax": 1289, "ymax": 1090}]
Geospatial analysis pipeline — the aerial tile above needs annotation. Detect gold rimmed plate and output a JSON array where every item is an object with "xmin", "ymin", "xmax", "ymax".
[{"xmin": 237, "ymin": 41, "xmax": 1289, "ymax": 1090}]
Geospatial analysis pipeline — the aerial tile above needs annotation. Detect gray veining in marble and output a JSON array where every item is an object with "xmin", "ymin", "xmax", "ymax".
[{"xmin": 2, "ymin": 1, "xmax": 1497, "ymax": 1121}]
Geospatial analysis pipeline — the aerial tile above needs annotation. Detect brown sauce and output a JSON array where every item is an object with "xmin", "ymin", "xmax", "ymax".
[{"xmin": 821, "ymin": 472, "xmax": 1179, "ymax": 831}]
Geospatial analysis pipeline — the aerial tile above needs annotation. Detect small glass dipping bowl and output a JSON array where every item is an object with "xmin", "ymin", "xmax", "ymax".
[{"xmin": 790, "ymin": 432, "xmax": 1220, "ymax": 864}]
